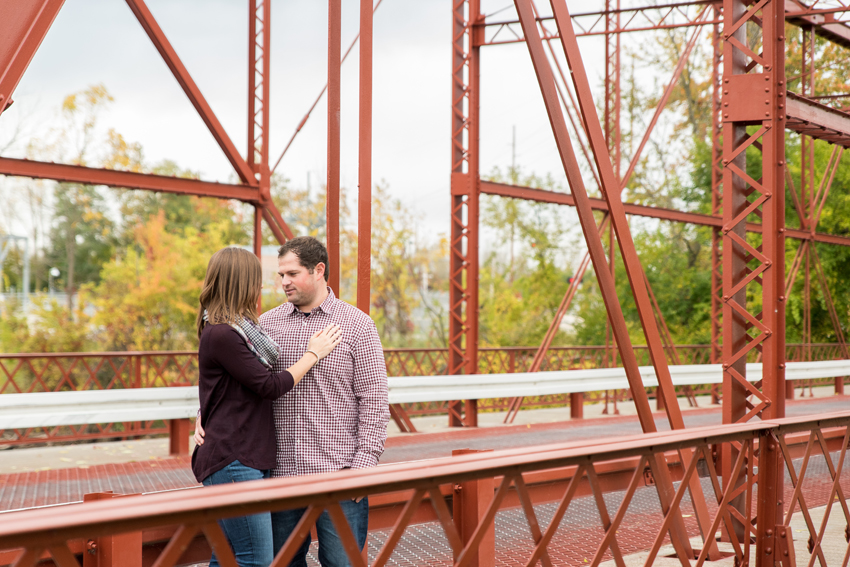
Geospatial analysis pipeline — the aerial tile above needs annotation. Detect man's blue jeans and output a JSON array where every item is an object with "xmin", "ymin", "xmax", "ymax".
[
  {"xmin": 202, "ymin": 460, "xmax": 273, "ymax": 567},
  {"xmin": 271, "ymin": 497, "xmax": 369, "ymax": 567}
]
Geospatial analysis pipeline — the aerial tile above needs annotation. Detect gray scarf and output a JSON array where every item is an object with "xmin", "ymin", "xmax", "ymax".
[{"xmin": 204, "ymin": 310, "xmax": 280, "ymax": 370}]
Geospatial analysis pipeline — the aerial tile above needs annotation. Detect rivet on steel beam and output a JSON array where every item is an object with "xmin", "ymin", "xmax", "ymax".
[
  {"xmin": 724, "ymin": 102, "xmax": 729, "ymax": 107},
  {"xmin": 779, "ymin": 295, "xmax": 786, "ymax": 302},
  {"xmin": 766, "ymin": 529, "xmax": 773, "ymax": 536},
  {"xmin": 765, "ymin": 89, "xmax": 769, "ymax": 93},
  {"xmin": 722, "ymin": 296, "xmax": 730, "ymax": 302},
  {"xmin": 86, "ymin": 541, "xmax": 97, "ymax": 555},
  {"xmin": 778, "ymin": 500, "xmax": 783, "ymax": 504},
  {"xmin": 781, "ymin": 531, "xmax": 787, "ymax": 538},
  {"xmin": 780, "ymin": 363, "xmax": 786, "ymax": 368},
  {"xmin": 765, "ymin": 261, "xmax": 772, "ymax": 267},
  {"xmin": 766, "ymin": 330, "xmax": 772, "ymax": 336},
  {"xmin": 454, "ymin": 484, "xmax": 462, "ymax": 493},
  {"xmin": 779, "ymin": 81, "xmax": 785, "ymax": 86},
  {"xmin": 765, "ymin": 76, "xmax": 770, "ymax": 81},
  {"xmin": 766, "ymin": 547, "xmax": 772, "ymax": 554},
  {"xmin": 779, "ymin": 161, "xmax": 785, "ymax": 165},
  {"xmin": 765, "ymin": 100, "xmax": 769, "ymax": 104},
  {"xmin": 724, "ymin": 113, "xmax": 729, "ymax": 118},
  {"xmin": 724, "ymin": 78, "xmax": 729, "ymax": 84},
  {"xmin": 778, "ymin": 104, "xmax": 784, "ymax": 109},
  {"xmin": 724, "ymin": 90, "xmax": 729, "ymax": 95},
  {"xmin": 766, "ymin": 66, "xmax": 772, "ymax": 71},
  {"xmin": 766, "ymin": 112, "xmax": 770, "ymax": 116},
  {"xmin": 779, "ymin": 36, "xmax": 785, "ymax": 41},
  {"xmin": 779, "ymin": 228, "xmax": 785, "ymax": 233},
  {"xmin": 779, "ymin": 115, "xmax": 785, "ymax": 120}
]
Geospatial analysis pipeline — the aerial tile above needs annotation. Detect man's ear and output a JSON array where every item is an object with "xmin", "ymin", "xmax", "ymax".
[{"xmin": 314, "ymin": 262, "xmax": 326, "ymax": 280}]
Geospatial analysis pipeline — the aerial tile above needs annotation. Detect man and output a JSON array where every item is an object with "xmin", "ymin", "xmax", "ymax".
[{"xmin": 195, "ymin": 236, "xmax": 389, "ymax": 566}]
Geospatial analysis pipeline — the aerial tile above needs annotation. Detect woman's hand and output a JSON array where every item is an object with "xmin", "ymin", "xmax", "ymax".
[
  {"xmin": 308, "ymin": 324, "xmax": 343, "ymax": 360},
  {"xmin": 194, "ymin": 417, "xmax": 205, "ymax": 446}
]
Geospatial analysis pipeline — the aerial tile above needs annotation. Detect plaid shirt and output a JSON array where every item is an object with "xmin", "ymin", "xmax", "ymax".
[{"xmin": 259, "ymin": 288, "xmax": 389, "ymax": 477}]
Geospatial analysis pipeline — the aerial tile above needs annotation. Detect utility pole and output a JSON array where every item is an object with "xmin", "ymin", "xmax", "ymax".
[{"xmin": 511, "ymin": 124, "xmax": 516, "ymax": 176}]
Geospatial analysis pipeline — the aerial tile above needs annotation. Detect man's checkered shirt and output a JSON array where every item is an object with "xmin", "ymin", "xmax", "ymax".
[{"xmin": 259, "ymin": 288, "xmax": 389, "ymax": 477}]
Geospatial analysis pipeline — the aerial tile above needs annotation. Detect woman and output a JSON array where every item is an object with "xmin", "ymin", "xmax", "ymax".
[{"xmin": 192, "ymin": 247, "xmax": 341, "ymax": 567}]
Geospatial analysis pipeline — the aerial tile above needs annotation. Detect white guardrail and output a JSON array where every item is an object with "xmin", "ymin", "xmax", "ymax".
[
  {"xmin": 1, "ymin": 360, "xmax": 848, "ymax": 430},
  {"xmin": 386, "ymin": 359, "xmax": 850, "ymax": 404}
]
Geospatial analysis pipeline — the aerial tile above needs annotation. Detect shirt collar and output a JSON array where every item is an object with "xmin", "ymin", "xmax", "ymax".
[{"xmin": 285, "ymin": 286, "xmax": 336, "ymax": 317}]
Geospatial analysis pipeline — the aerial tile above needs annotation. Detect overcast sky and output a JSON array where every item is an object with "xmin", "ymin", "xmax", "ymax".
[{"xmin": 2, "ymin": 0, "xmax": 669, "ymax": 258}]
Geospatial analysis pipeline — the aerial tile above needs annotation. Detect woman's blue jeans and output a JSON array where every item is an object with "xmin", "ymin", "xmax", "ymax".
[{"xmin": 202, "ymin": 460, "xmax": 273, "ymax": 567}]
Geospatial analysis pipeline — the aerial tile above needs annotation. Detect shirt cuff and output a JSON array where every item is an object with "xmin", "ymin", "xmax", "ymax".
[{"xmin": 351, "ymin": 451, "xmax": 378, "ymax": 469}]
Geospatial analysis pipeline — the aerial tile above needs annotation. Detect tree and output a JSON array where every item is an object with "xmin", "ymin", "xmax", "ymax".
[
  {"xmin": 83, "ymin": 213, "xmax": 231, "ymax": 351},
  {"xmin": 478, "ymin": 166, "xmax": 574, "ymax": 347},
  {"xmin": 45, "ymin": 183, "xmax": 115, "ymax": 309}
]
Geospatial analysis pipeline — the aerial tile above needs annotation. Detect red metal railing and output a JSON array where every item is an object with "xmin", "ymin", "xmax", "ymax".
[
  {"xmin": 1, "ymin": 411, "xmax": 848, "ymax": 566},
  {"xmin": 0, "ymin": 352, "xmax": 197, "ymax": 446},
  {"xmin": 0, "ymin": 344, "xmax": 844, "ymax": 446}
]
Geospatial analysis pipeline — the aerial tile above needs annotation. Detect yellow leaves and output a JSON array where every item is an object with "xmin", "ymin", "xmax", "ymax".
[
  {"xmin": 61, "ymin": 94, "xmax": 77, "ymax": 112},
  {"xmin": 87, "ymin": 208, "xmax": 232, "ymax": 351},
  {"xmin": 103, "ymin": 129, "xmax": 144, "ymax": 173}
]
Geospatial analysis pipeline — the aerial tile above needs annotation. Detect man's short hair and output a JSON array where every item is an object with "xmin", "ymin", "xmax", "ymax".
[{"xmin": 278, "ymin": 236, "xmax": 329, "ymax": 281}]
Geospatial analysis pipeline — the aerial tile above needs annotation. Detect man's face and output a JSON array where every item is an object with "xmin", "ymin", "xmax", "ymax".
[{"xmin": 278, "ymin": 252, "xmax": 324, "ymax": 307}]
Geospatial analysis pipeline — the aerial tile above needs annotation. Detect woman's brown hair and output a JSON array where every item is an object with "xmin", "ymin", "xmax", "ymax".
[{"xmin": 196, "ymin": 247, "xmax": 263, "ymax": 338}]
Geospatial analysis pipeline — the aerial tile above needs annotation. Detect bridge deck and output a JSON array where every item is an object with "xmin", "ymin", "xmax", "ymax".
[{"xmin": 1, "ymin": 394, "xmax": 845, "ymax": 513}]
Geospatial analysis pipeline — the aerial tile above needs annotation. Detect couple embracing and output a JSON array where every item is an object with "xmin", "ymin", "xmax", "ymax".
[{"xmin": 192, "ymin": 236, "xmax": 390, "ymax": 567}]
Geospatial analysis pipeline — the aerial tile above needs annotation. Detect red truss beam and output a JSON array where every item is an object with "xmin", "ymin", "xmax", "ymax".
[
  {"xmin": 786, "ymin": 92, "xmax": 850, "ymax": 148},
  {"xmin": 479, "ymin": 1, "xmax": 850, "ymax": 46},
  {"xmin": 471, "ymin": 177, "xmax": 850, "ymax": 247},
  {"xmin": 124, "ymin": 0, "xmax": 256, "ymax": 185},
  {"xmin": 0, "ymin": 156, "xmax": 260, "ymax": 202},
  {"xmin": 484, "ymin": 1, "xmax": 720, "ymax": 45},
  {"xmin": 0, "ymin": 0, "xmax": 65, "ymax": 116}
]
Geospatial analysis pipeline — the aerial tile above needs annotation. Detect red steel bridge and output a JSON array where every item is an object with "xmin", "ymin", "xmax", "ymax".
[{"xmin": 2, "ymin": 0, "xmax": 850, "ymax": 565}]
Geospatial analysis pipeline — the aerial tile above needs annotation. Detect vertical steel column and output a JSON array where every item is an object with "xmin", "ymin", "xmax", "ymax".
[
  {"xmin": 248, "ymin": 0, "xmax": 272, "ymax": 286},
  {"xmin": 710, "ymin": 5, "xmax": 723, "ymax": 407},
  {"xmin": 357, "ymin": 0, "xmax": 373, "ymax": 314},
  {"xmin": 801, "ymin": 26, "xmax": 815, "ymax": 366},
  {"xmin": 448, "ymin": 0, "xmax": 481, "ymax": 427},
  {"xmin": 327, "ymin": 0, "xmax": 342, "ymax": 294},
  {"xmin": 720, "ymin": 0, "xmax": 785, "ymax": 557},
  {"xmin": 254, "ymin": 206, "xmax": 263, "ymax": 311},
  {"xmin": 603, "ymin": 0, "xmax": 621, "ymax": 181},
  {"xmin": 248, "ymin": 0, "xmax": 271, "ymax": 201},
  {"xmin": 249, "ymin": 0, "xmax": 270, "ymax": 314},
  {"xmin": 721, "ymin": 0, "xmax": 786, "ymax": 424},
  {"xmin": 603, "ymin": 0, "xmax": 620, "ymax": 396}
]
